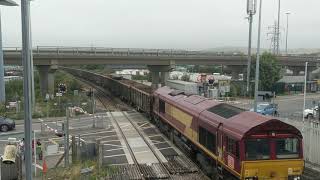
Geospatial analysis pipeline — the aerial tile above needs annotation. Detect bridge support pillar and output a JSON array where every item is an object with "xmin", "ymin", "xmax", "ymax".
[
  {"xmin": 160, "ymin": 72, "xmax": 169, "ymax": 86},
  {"xmin": 288, "ymin": 66, "xmax": 305, "ymax": 76},
  {"xmin": 226, "ymin": 66, "xmax": 246, "ymax": 80},
  {"xmin": 292, "ymin": 68, "xmax": 302, "ymax": 76},
  {"xmin": 37, "ymin": 65, "xmax": 58, "ymax": 97},
  {"xmin": 148, "ymin": 63, "xmax": 175, "ymax": 90},
  {"xmin": 150, "ymin": 71, "xmax": 160, "ymax": 90},
  {"xmin": 307, "ymin": 67, "xmax": 316, "ymax": 80}
]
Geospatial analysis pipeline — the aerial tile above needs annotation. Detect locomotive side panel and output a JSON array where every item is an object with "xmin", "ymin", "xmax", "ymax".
[{"xmin": 164, "ymin": 102, "xmax": 198, "ymax": 142}]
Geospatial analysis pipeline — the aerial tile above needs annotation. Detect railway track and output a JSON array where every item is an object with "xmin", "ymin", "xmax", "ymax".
[
  {"xmin": 302, "ymin": 167, "xmax": 320, "ymax": 180},
  {"xmin": 92, "ymin": 83, "xmax": 208, "ymax": 180},
  {"xmin": 74, "ymin": 76, "xmax": 131, "ymax": 111},
  {"xmin": 68, "ymin": 72, "xmax": 209, "ymax": 179},
  {"xmin": 96, "ymin": 86, "xmax": 170, "ymax": 179}
]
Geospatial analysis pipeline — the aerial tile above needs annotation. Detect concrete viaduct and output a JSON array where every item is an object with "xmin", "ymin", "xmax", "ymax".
[{"xmin": 3, "ymin": 46, "xmax": 319, "ymax": 95}]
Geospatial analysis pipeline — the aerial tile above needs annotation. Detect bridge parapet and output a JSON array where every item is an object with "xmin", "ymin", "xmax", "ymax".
[
  {"xmin": 3, "ymin": 46, "xmax": 319, "ymax": 66},
  {"xmin": 3, "ymin": 46, "xmax": 318, "ymax": 58},
  {"xmin": 4, "ymin": 46, "xmax": 244, "ymax": 57}
]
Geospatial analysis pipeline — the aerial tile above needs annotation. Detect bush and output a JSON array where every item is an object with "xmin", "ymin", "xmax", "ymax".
[
  {"xmin": 55, "ymin": 71, "xmax": 83, "ymax": 95},
  {"xmin": 5, "ymin": 80, "xmax": 23, "ymax": 102},
  {"xmin": 132, "ymin": 75, "xmax": 148, "ymax": 81},
  {"xmin": 181, "ymin": 74, "xmax": 190, "ymax": 81},
  {"xmin": 0, "ymin": 103, "xmax": 5, "ymax": 116}
]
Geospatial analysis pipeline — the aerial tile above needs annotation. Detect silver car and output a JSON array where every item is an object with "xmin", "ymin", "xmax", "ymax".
[{"xmin": 0, "ymin": 116, "xmax": 15, "ymax": 132}]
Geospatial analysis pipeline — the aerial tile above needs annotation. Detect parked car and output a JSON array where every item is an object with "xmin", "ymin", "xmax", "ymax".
[
  {"xmin": 0, "ymin": 116, "xmax": 15, "ymax": 132},
  {"xmin": 250, "ymin": 103, "xmax": 278, "ymax": 116},
  {"xmin": 303, "ymin": 106, "xmax": 318, "ymax": 119}
]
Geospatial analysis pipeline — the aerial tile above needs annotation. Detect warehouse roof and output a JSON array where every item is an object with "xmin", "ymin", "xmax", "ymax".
[{"xmin": 277, "ymin": 76, "xmax": 304, "ymax": 83}]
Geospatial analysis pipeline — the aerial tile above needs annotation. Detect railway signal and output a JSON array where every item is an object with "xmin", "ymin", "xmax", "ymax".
[{"xmin": 58, "ymin": 83, "xmax": 67, "ymax": 94}]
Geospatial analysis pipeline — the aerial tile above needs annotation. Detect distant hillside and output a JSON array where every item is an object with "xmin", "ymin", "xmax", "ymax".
[{"xmin": 203, "ymin": 47, "xmax": 320, "ymax": 55}]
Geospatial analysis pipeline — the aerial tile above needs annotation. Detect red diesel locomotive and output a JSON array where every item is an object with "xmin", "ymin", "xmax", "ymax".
[{"xmin": 152, "ymin": 87, "xmax": 304, "ymax": 180}]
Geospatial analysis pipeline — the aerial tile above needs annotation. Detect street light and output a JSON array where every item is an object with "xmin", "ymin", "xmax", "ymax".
[
  {"xmin": 302, "ymin": 62, "xmax": 308, "ymax": 127},
  {"xmin": 246, "ymin": 0, "xmax": 257, "ymax": 95},
  {"xmin": 21, "ymin": 0, "xmax": 33, "ymax": 179},
  {"xmin": 253, "ymin": 0, "xmax": 263, "ymax": 112},
  {"xmin": 0, "ymin": 0, "xmax": 18, "ymax": 103},
  {"xmin": 285, "ymin": 12, "xmax": 291, "ymax": 55}
]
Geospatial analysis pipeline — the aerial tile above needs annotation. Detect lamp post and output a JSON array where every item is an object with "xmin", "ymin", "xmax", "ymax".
[
  {"xmin": 21, "ymin": 0, "xmax": 33, "ymax": 179},
  {"xmin": 302, "ymin": 62, "xmax": 308, "ymax": 126},
  {"xmin": 253, "ymin": 0, "xmax": 263, "ymax": 112},
  {"xmin": 0, "ymin": 0, "xmax": 18, "ymax": 103},
  {"xmin": 246, "ymin": 0, "xmax": 257, "ymax": 95},
  {"xmin": 285, "ymin": 12, "xmax": 290, "ymax": 55}
]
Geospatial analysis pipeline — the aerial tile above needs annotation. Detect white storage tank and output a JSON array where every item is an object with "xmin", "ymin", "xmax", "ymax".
[{"xmin": 166, "ymin": 80, "xmax": 199, "ymax": 95}]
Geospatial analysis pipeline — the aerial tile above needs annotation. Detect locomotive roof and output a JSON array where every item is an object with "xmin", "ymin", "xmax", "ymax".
[{"xmin": 154, "ymin": 86, "xmax": 301, "ymax": 140}]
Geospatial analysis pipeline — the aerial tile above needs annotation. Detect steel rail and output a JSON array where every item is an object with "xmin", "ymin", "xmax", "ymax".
[
  {"xmin": 121, "ymin": 111, "xmax": 173, "ymax": 179},
  {"xmin": 95, "ymin": 90, "xmax": 146, "ymax": 180}
]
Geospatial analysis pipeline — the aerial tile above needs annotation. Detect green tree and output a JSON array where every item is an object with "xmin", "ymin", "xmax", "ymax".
[
  {"xmin": 250, "ymin": 52, "xmax": 282, "ymax": 91},
  {"xmin": 187, "ymin": 65, "xmax": 222, "ymax": 73},
  {"xmin": 80, "ymin": 64, "xmax": 105, "ymax": 71},
  {"xmin": 0, "ymin": 103, "xmax": 5, "ymax": 115},
  {"xmin": 55, "ymin": 71, "xmax": 83, "ymax": 94},
  {"xmin": 5, "ymin": 80, "xmax": 23, "ymax": 101},
  {"xmin": 181, "ymin": 74, "xmax": 190, "ymax": 81}
]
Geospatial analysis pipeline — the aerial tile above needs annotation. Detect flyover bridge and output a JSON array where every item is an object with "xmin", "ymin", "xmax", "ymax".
[
  {"xmin": 4, "ymin": 46, "xmax": 319, "ymax": 66},
  {"xmin": 4, "ymin": 46, "xmax": 319, "ymax": 96}
]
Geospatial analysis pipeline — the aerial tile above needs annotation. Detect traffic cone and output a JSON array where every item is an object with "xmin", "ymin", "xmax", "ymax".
[{"xmin": 42, "ymin": 158, "xmax": 48, "ymax": 175}]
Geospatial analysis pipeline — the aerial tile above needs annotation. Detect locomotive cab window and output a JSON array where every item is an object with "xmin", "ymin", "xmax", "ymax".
[
  {"xmin": 159, "ymin": 99, "xmax": 165, "ymax": 114},
  {"xmin": 245, "ymin": 139, "xmax": 270, "ymax": 160},
  {"xmin": 199, "ymin": 126, "xmax": 216, "ymax": 153},
  {"xmin": 276, "ymin": 138, "xmax": 300, "ymax": 159},
  {"xmin": 227, "ymin": 137, "xmax": 239, "ymax": 158}
]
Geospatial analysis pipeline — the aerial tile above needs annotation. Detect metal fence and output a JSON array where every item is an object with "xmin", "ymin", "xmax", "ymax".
[{"xmin": 279, "ymin": 118, "xmax": 320, "ymax": 166}]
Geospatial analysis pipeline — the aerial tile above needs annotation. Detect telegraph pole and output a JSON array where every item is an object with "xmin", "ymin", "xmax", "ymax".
[
  {"xmin": 302, "ymin": 62, "xmax": 308, "ymax": 126},
  {"xmin": 21, "ymin": 0, "xmax": 33, "ymax": 179},
  {"xmin": 0, "ymin": 9, "xmax": 5, "ymax": 103},
  {"xmin": 246, "ymin": 0, "xmax": 257, "ymax": 95},
  {"xmin": 285, "ymin": 12, "xmax": 291, "ymax": 55},
  {"xmin": 254, "ymin": 0, "xmax": 263, "ymax": 112},
  {"xmin": 64, "ymin": 107, "xmax": 70, "ymax": 167}
]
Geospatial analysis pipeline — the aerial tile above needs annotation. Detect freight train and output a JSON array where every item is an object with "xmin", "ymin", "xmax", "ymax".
[{"xmin": 62, "ymin": 67, "xmax": 304, "ymax": 180}]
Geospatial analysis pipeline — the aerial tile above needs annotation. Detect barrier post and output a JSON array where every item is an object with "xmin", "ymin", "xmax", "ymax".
[{"xmin": 71, "ymin": 136, "xmax": 76, "ymax": 164}]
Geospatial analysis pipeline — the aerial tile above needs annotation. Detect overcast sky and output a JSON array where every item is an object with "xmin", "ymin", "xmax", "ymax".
[{"xmin": 1, "ymin": 0, "xmax": 319, "ymax": 50}]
